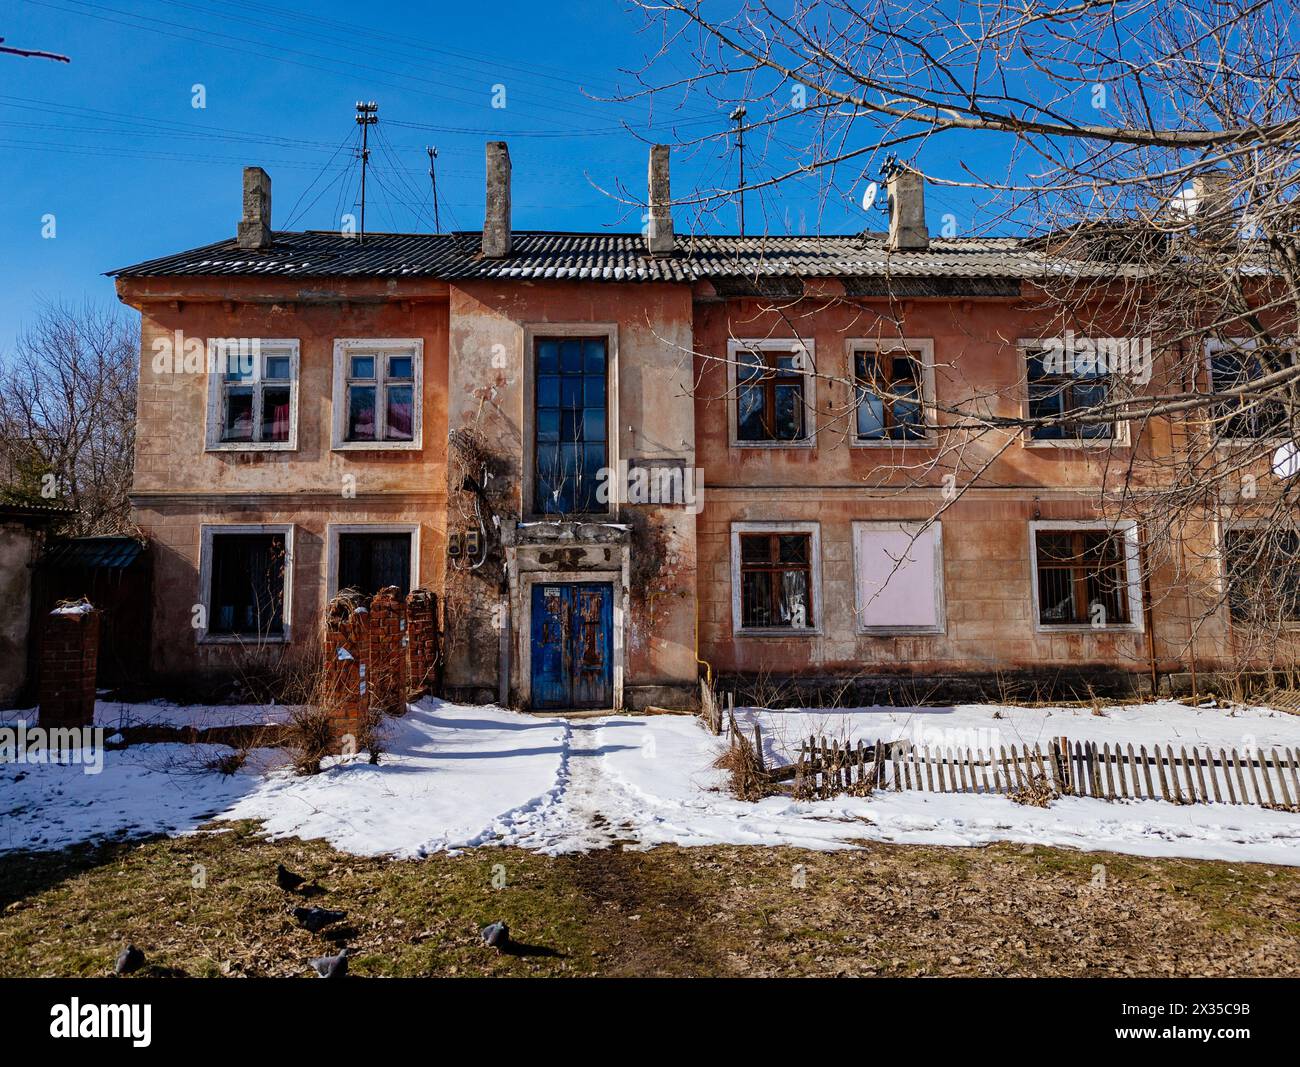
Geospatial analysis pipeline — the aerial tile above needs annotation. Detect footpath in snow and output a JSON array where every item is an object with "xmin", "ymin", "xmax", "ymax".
[{"xmin": 1, "ymin": 698, "xmax": 1299, "ymax": 865}]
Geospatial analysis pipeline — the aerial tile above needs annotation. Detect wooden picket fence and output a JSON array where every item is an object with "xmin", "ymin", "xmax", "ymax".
[{"xmin": 764, "ymin": 732, "xmax": 1300, "ymax": 809}]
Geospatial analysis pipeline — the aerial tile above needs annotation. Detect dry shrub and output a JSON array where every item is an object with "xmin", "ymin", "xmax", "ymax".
[
  {"xmin": 288, "ymin": 705, "xmax": 333, "ymax": 776},
  {"xmin": 1008, "ymin": 770, "xmax": 1056, "ymax": 808},
  {"xmin": 203, "ymin": 748, "xmax": 248, "ymax": 777},
  {"xmin": 713, "ymin": 733, "xmax": 770, "ymax": 801}
]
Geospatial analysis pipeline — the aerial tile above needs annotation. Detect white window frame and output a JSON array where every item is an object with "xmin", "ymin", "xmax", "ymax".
[
  {"xmin": 851, "ymin": 521, "xmax": 946, "ymax": 635},
  {"xmin": 1028, "ymin": 519, "xmax": 1143, "ymax": 633},
  {"xmin": 324, "ymin": 522, "xmax": 421, "ymax": 600},
  {"xmin": 197, "ymin": 523, "xmax": 295, "ymax": 644},
  {"xmin": 847, "ymin": 338, "xmax": 937, "ymax": 447},
  {"xmin": 1204, "ymin": 337, "xmax": 1291, "ymax": 447},
  {"xmin": 1019, "ymin": 338, "xmax": 1130, "ymax": 449},
  {"xmin": 332, "ymin": 338, "xmax": 424, "ymax": 451},
  {"xmin": 725, "ymin": 338, "xmax": 817, "ymax": 449},
  {"xmin": 205, "ymin": 338, "xmax": 299, "ymax": 451},
  {"xmin": 730, "ymin": 520, "xmax": 823, "ymax": 636}
]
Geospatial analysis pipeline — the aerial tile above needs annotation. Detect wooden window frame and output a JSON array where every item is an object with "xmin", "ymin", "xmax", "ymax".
[
  {"xmin": 197, "ymin": 523, "xmax": 295, "ymax": 644},
  {"xmin": 849, "ymin": 339, "xmax": 936, "ymax": 446},
  {"xmin": 1019, "ymin": 339, "xmax": 1130, "ymax": 449},
  {"xmin": 729, "ymin": 521, "xmax": 822, "ymax": 636},
  {"xmin": 205, "ymin": 338, "xmax": 299, "ymax": 451},
  {"xmin": 331, "ymin": 339, "xmax": 424, "ymax": 451},
  {"xmin": 1028, "ymin": 520, "xmax": 1142, "ymax": 632},
  {"xmin": 725, "ymin": 338, "xmax": 817, "ymax": 449}
]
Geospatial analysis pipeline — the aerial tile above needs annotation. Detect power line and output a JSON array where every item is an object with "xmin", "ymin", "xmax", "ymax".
[{"xmin": 355, "ymin": 101, "xmax": 378, "ymax": 243}]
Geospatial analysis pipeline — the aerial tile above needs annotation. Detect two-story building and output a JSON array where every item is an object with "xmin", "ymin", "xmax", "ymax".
[{"xmin": 111, "ymin": 142, "xmax": 1262, "ymax": 708}]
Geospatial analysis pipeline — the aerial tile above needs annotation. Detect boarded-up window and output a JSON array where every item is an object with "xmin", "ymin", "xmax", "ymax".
[{"xmin": 854, "ymin": 522, "xmax": 944, "ymax": 632}]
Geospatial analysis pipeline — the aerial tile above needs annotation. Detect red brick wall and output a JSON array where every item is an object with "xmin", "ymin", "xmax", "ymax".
[{"xmin": 38, "ymin": 608, "xmax": 101, "ymax": 729}]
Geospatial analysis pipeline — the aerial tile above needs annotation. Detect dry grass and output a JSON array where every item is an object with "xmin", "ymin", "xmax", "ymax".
[{"xmin": 1, "ymin": 825, "xmax": 1298, "ymax": 977}]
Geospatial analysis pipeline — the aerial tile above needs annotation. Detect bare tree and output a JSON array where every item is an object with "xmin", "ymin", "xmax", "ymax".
[
  {"xmin": 0, "ymin": 300, "xmax": 139, "ymax": 535},
  {"xmin": 626, "ymin": 0, "xmax": 1300, "ymax": 681}
]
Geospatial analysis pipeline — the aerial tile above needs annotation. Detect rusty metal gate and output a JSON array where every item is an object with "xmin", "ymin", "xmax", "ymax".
[{"xmin": 529, "ymin": 582, "xmax": 613, "ymax": 710}]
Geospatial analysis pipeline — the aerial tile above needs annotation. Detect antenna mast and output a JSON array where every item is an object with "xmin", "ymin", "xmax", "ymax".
[{"xmin": 354, "ymin": 101, "xmax": 378, "ymax": 242}]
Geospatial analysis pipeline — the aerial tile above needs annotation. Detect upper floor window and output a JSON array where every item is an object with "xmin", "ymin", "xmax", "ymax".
[
  {"xmin": 852, "ymin": 341, "xmax": 931, "ymax": 443},
  {"xmin": 1206, "ymin": 339, "xmax": 1288, "ymax": 441},
  {"xmin": 1030, "ymin": 522, "xmax": 1140, "ymax": 629},
  {"xmin": 332, "ymin": 339, "xmax": 423, "ymax": 450},
  {"xmin": 534, "ymin": 336, "xmax": 607, "ymax": 514},
  {"xmin": 727, "ymin": 339, "xmax": 816, "ymax": 446},
  {"xmin": 1025, "ymin": 344, "xmax": 1113, "ymax": 442},
  {"xmin": 205, "ymin": 339, "xmax": 298, "ymax": 451}
]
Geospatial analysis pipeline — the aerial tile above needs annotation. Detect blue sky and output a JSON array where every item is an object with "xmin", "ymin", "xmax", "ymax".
[{"xmin": 2, "ymin": 0, "xmax": 1001, "ymax": 350}]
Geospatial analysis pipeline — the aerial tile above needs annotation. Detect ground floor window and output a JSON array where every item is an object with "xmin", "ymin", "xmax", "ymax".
[
  {"xmin": 202, "ymin": 526, "xmax": 291, "ymax": 639},
  {"xmin": 337, "ymin": 532, "xmax": 413, "ymax": 598},
  {"xmin": 1223, "ymin": 527, "xmax": 1300, "ymax": 623},
  {"xmin": 1031, "ymin": 524, "xmax": 1136, "ymax": 627},
  {"xmin": 731, "ymin": 523, "xmax": 820, "ymax": 632}
]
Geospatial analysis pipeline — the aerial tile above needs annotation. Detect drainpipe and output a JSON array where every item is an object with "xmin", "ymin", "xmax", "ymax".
[{"xmin": 498, "ymin": 587, "xmax": 511, "ymax": 707}]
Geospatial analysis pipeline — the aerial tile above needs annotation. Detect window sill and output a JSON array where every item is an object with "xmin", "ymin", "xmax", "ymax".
[
  {"xmin": 332, "ymin": 440, "xmax": 422, "ymax": 452},
  {"xmin": 730, "ymin": 439, "xmax": 816, "ymax": 450},
  {"xmin": 857, "ymin": 625, "xmax": 946, "ymax": 636},
  {"xmin": 734, "ymin": 626, "xmax": 822, "ymax": 638},
  {"xmin": 850, "ymin": 438, "xmax": 936, "ymax": 449},
  {"xmin": 198, "ymin": 632, "xmax": 291, "ymax": 645},
  {"xmin": 1023, "ymin": 437, "xmax": 1126, "ymax": 450},
  {"xmin": 206, "ymin": 441, "xmax": 297, "ymax": 453},
  {"xmin": 1034, "ymin": 623, "xmax": 1141, "ymax": 635},
  {"xmin": 1214, "ymin": 437, "xmax": 1287, "ymax": 449}
]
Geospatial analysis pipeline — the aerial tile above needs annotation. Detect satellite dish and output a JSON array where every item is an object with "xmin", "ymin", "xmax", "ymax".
[
  {"xmin": 861, "ymin": 182, "xmax": 879, "ymax": 212},
  {"xmin": 1273, "ymin": 441, "xmax": 1300, "ymax": 478}
]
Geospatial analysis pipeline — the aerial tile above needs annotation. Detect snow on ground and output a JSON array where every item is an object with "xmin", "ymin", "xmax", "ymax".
[
  {"xmin": 1, "ymin": 698, "xmax": 1298, "ymax": 864},
  {"xmin": 1, "ymin": 699, "xmax": 294, "ymax": 732}
]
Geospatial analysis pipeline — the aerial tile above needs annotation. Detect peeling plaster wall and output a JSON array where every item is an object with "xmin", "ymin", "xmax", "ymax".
[
  {"xmin": 0, "ymin": 522, "xmax": 38, "ymax": 705},
  {"xmin": 444, "ymin": 281, "xmax": 698, "ymax": 707},
  {"xmin": 691, "ymin": 295, "xmax": 1202, "ymax": 683},
  {"xmin": 119, "ymin": 278, "xmax": 449, "ymax": 689}
]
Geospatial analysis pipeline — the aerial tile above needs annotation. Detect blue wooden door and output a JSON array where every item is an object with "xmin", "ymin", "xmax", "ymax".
[{"xmin": 530, "ymin": 582, "xmax": 613, "ymax": 709}]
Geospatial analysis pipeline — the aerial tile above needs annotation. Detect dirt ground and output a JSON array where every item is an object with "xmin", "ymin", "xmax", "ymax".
[{"xmin": 1, "ymin": 822, "xmax": 1296, "ymax": 977}]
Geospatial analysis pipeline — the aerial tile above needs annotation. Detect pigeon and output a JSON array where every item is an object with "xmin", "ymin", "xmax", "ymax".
[
  {"xmin": 308, "ymin": 947, "xmax": 348, "ymax": 978},
  {"xmin": 480, "ymin": 921, "xmax": 510, "ymax": 950},
  {"xmin": 294, "ymin": 906, "xmax": 347, "ymax": 933},
  {"xmin": 276, "ymin": 863, "xmax": 307, "ymax": 892},
  {"xmin": 114, "ymin": 944, "xmax": 145, "ymax": 975}
]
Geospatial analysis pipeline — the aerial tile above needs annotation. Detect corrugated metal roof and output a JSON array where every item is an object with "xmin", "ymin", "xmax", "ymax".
[
  {"xmin": 109, "ymin": 230, "xmax": 1130, "ymax": 283},
  {"xmin": 42, "ymin": 536, "xmax": 147, "ymax": 570}
]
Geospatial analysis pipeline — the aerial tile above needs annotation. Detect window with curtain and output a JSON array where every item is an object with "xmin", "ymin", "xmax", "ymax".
[
  {"xmin": 212, "ymin": 342, "xmax": 296, "ymax": 446},
  {"xmin": 208, "ymin": 532, "xmax": 286, "ymax": 636},
  {"xmin": 739, "ymin": 532, "xmax": 813, "ymax": 629},
  {"xmin": 345, "ymin": 350, "xmax": 415, "ymax": 443}
]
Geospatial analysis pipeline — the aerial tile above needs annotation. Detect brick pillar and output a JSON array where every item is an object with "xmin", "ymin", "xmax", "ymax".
[
  {"xmin": 38, "ymin": 605, "xmax": 101, "ymax": 729},
  {"xmin": 406, "ymin": 588, "xmax": 438, "ymax": 697},
  {"xmin": 369, "ymin": 586, "xmax": 408, "ymax": 717},
  {"xmin": 322, "ymin": 593, "xmax": 370, "ymax": 751}
]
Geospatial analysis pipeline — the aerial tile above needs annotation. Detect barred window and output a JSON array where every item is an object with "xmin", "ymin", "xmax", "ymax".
[
  {"xmin": 739, "ymin": 532, "xmax": 813, "ymax": 629},
  {"xmin": 1223, "ymin": 528, "xmax": 1300, "ymax": 622},
  {"xmin": 1034, "ymin": 529, "xmax": 1132, "ymax": 626}
]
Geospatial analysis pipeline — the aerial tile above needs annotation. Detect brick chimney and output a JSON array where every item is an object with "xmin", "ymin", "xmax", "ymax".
[
  {"xmin": 647, "ymin": 144, "xmax": 675, "ymax": 255},
  {"xmin": 236, "ymin": 166, "xmax": 272, "ymax": 249},
  {"xmin": 886, "ymin": 167, "xmax": 929, "ymax": 251},
  {"xmin": 482, "ymin": 141, "xmax": 512, "ymax": 258}
]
